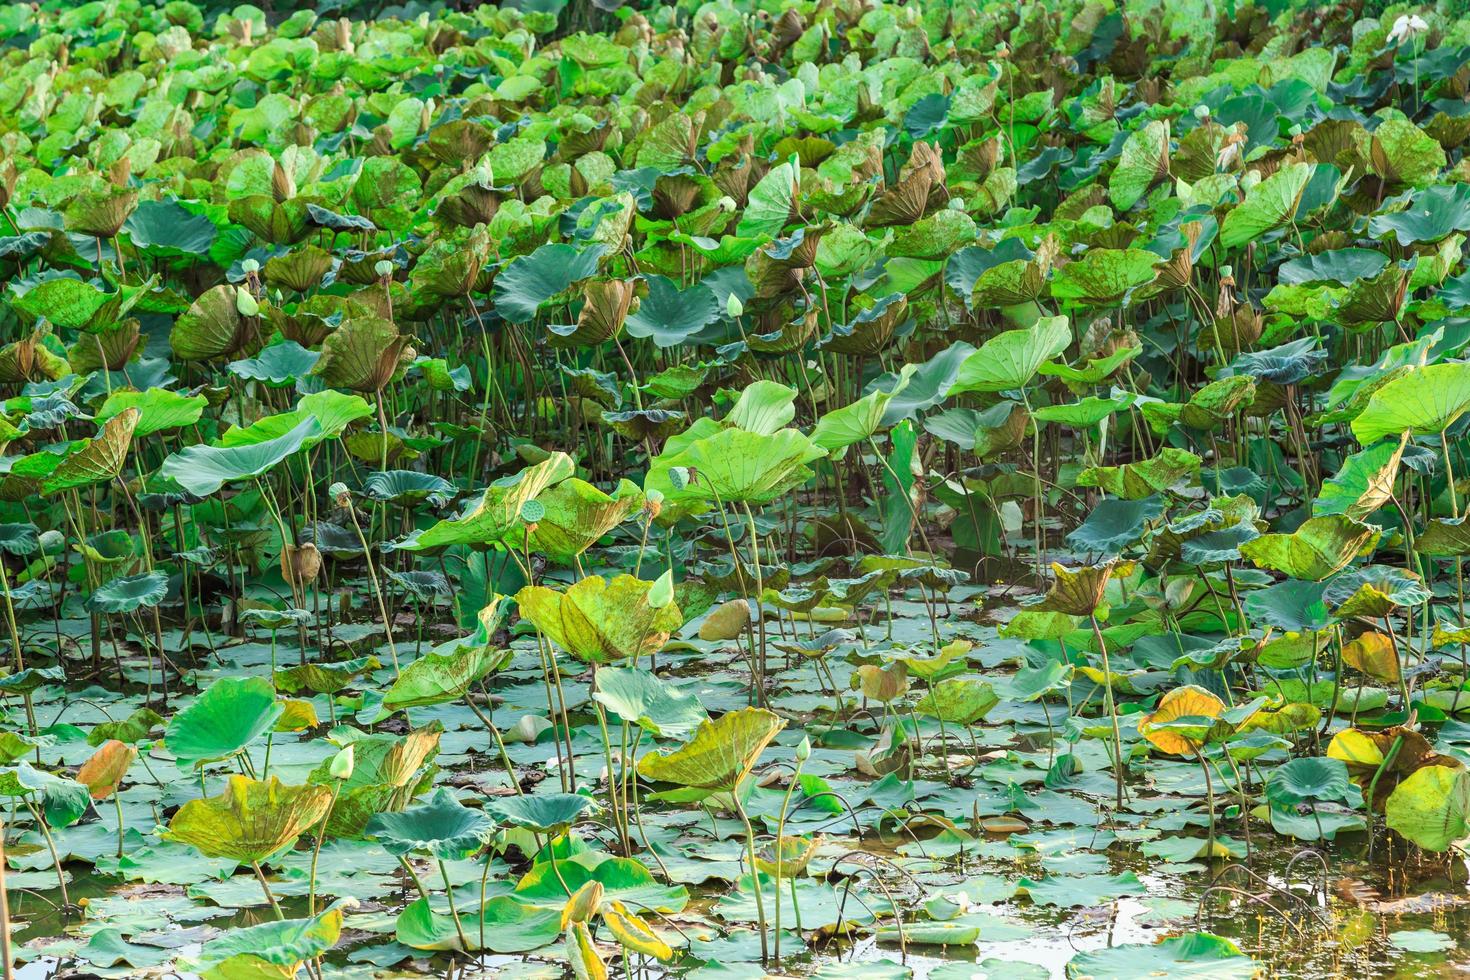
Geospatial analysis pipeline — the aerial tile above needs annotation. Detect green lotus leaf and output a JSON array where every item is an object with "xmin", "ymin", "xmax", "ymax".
[
  {"xmin": 230, "ymin": 341, "xmax": 320, "ymax": 387},
  {"xmin": 516, "ymin": 573, "xmax": 681, "ymax": 665},
  {"xmin": 380, "ymin": 645, "xmax": 510, "ymax": 713},
  {"xmin": 364, "ymin": 786, "xmax": 492, "ymax": 860},
  {"xmin": 218, "ymin": 391, "xmax": 373, "ymax": 448},
  {"xmin": 514, "ymin": 853, "xmax": 687, "ymax": 912},
  {"xmin": 914, "ymin": 677, "xmax": 999, "ymax": 725},
  {"xmin": 1238, "ymin": 514, "xmax": 1379, "ymax": 581},
  {"xmin": 165, "ymin": 676, "xmax": 284, "ymax": 770},
  {"xmin": 96, "ymin": 388, "xmax": 206, "ymax": 438},
  {"xmin": 494, "ymin": 243, "xmax": 606, "ymax": 323},
  {"xmin": 123, "ymin": 199, "xmax": 217, "ymax": 260},
  {"xmin": 483, "ymin": 792, "xmax": 599, "ymax": 833},
  {"xmin": 200, "ymin": 899, "xmax": 350, "ymax": 969},
  {"xmin": 1219, "ymin": 162, "xmax": 1314, "ymax": 249},
  {"xmin": 592, "ymin": 666, "xmax": 708, "ymax": 737},
  {"xmin": 361, "ymin": 470, "xmax": 455, "ymax": 507},
  {"xmin": 1351, "ymin": 362, "xmax": 1470, "ymax": 444},
  {"xmin": 1066, "ymin": 496, "xmax": 1164, "ymax": 556},
  {"xmin": 162, "ymin": 774, "xmax": 332, "ymax": 863},
  {"xmin": 0, "ymin": 763, "xmax": 90, "ymax": 828},
  {"xmin": 1369, "ymin": 183, "xmax": 1470, "ymax": 245},
  {"xmin": 810, "ymin": 365, "xmax": 916, "ymax": 451},
  {"xmin": 395, "ymin": 896, "xmax": 561, "ymax": 953},
  {"xmin": 949, "ymin": 316, "xmax": 1071, "ymax": 394},
  {"xmin": 1325, "ymin": 565, "xmax": 1430, "ymax": 618},
  {"xmin": 410, "ymin": 453, "xmax": 575, "ymax": 550},
  {"xmin": 86, "ymin": 570, "xmax": 167, "ymax": 614},
  {"xmin": 624, "ymin": 275, "xmax": 720, "ymax": 347},
  {"xmin": 736, "ymin": 158, "xmax": 799, "ymax": 239},
  {"xmin": 1385, "ymin": 764, "xmax": 1470, "ymax": 852},
  {"xmin": 637, "ymin": 706, "xmax": 785, "ymax": 792},
  {"xmin": 1065, "ymin": 932, "xmax": 1258, "ymax": 980},
  {"xmin": 160, "ymin": 417, "xmax": 322, "ymax": 498},
  {"xmin": 649, "ymin": 427, "xmax": 825, "ymax": 507}
]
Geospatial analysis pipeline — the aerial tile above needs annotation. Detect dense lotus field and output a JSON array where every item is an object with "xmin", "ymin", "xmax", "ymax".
[{"xmin": 5, "ymin": 0, "xmax": 1470, "ymax": 977}]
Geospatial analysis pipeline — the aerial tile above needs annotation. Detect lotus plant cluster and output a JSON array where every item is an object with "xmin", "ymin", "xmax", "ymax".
[{"xmin": 0, "ymin": 0, "xmax": 1468, "ymax": 978}]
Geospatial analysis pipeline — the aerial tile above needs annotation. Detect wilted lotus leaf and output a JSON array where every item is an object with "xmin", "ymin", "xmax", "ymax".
[
  {"xmin": 914, "ymin": 676, "xmax": 998, "ymax": 725},
  {"xmin": 1339, "ymin": 632, "xmax": 1400, "ymax": 682},
  {"xmin": 820, "ymin": 294, "xmax": 909, "ymax": 356},
  {"xmin": 264, "ymin": 245, "xmax": 334, "ymax": 293},
  {"xmin": 1327, "ymin": 726, "xmax": 1452, "ymax": 805},
  {"xmin": 380, "ymin": 645, "xmax": 510, "ymax": 713},
  {"xmin": 1031, "ymin": 561, "xmax": 1115, "ymax": 616},
  {"xmin": 1324, "ymin": 565, "xmax": 1429, "ymax": 618},
  {"xmin": 69, "ymin": 318, "xmax": 142, "ymax": 373},
  {"xmin": 637, "ymin": 706, "xmax": 785, "ymax": 792},
  {"xmin": 171, "ymin": 284, "xmax": 263, "ymax": 362},
  {"xmin": 1315, "ymin": 435, "xmax": 1406, "ymax": 521},
  {"xmin": 524, "ymin": 477, "xmax": 645, "ymax": 564},
  {"xmin": 41, "ymin": 408, "xmax": 138, "ymax": 496},
  {"xmin": 307, "ymin": 724, "xmax": 442, "ymax": 837},
  {"xmin": 1238, "ymin": 514, "xmax": 1379, "ymax": 581},
  {"xmin": 549, "ymin": 279, "xmax": 638, "ymax": 348},
  {"xmin": 603, "ymin": 900, "xmax": 674, "ymax": 961},
  {"xmin": 411, "ymin": 453, "xmax": 575, "ymax": 549},
  {"xmin": 64, "ymin": 186, "xmax": 139, "ymax": 239},
  {"xmin": 1050, "ymin": 248, "xmax": 1159, "ymax": 306},
  {"xmin": 312, "ymin": 315, "xmax": 415, "ymax": 392},
  {"xmin": 76, "ymin": 739, "xmax": 136, "ymax": 800},
  {"xmin": 274, "ymin": 656, "xmax": 380, "ymax": 695},
  {"xmin": 1110, "ymin": 119, "xmax": 1170, "ymax": 210},
  {"xmin": 163, "ymin": 774, "xmax": 333, "ymax": 863},
  {"xmin": 699, "ymin": 598, "xmax": 751, "ymax": 640},
  {"xmin": 516, "ymin": 573, "xmax": 681, "ymax": 664},
  {"xmin": 1139, "ymin": 686, "xmax": 1225, "ymax": 755},
  {"xmin": 855, "ymin": 662, "xmax": 909, "ymax": 702},
  {"xmin": 1079, "ymin": 447, "xmax": 1201, "ymax": 499}
]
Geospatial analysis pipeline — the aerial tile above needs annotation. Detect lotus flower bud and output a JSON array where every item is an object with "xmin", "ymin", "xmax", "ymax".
[
  {"xmin": 235, "ymin": 288, "xmax": 259, "ymax": 317},
  {"xmin": 796, "ymin": 736, "xmax": 811, "ymax": 763},
  {"xmin": 726, "ymin": 294, "xmax": 743, "ymax": 317},
  {"xmin": 329, "ymin": 744, "xmax": 354, "ymax": 780}
]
